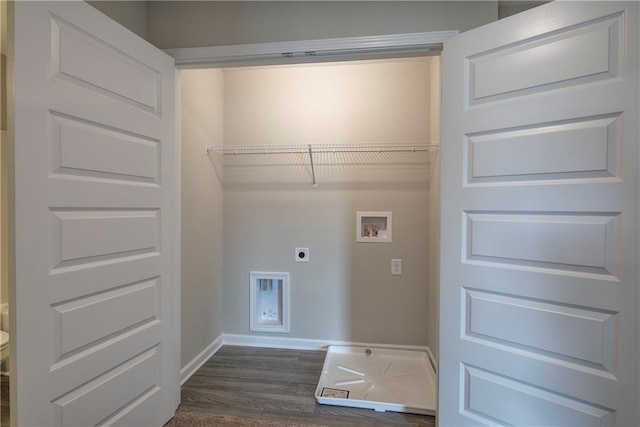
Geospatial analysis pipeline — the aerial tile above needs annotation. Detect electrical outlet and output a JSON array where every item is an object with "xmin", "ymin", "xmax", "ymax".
[
  {"xmin": 295, "ymin": 248, "xmax": 309, "ymax": 262},
  {"xmin": 391, "ymin": 259, "xmax": 402, "ymax": 275}
]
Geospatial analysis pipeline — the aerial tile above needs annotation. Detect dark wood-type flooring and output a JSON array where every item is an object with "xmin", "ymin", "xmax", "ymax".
[
  {"xmin": 1, "ymin": 375, "xmax": 8, "ymax": 427},
  {"xmin": 175, "ymin": 345, "xmax": 435, "ymax": 426}
]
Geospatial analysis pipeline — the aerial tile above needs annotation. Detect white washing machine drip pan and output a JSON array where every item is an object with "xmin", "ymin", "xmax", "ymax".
[{"xmin": 314, "ymin": 346, "xmax": 436, "ymax": 415}]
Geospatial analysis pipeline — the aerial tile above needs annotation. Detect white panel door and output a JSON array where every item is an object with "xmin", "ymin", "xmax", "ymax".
[
  {"xmin": 13, "ymin": 2, "xmax": 178, "ymax": 426},
  {"xmin": 440, "ymin": 2, "xmax": 638, "ymax": 426}
]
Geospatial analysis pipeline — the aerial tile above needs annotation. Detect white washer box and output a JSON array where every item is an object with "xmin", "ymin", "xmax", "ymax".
[
  {"xmin": 356, "ymin": 211, "xmax": 392, "ymax": 243},
  {"xmin": 249, "ymin": 271, "xmax": 290, "ymax": 333}
]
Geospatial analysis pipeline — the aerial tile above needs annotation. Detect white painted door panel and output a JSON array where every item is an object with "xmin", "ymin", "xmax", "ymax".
[
  {"xmin": 440, "ymin": 2, "xmax": 638, "ymax": 426},
  {"xmin": 13, "ymin": 2, "xmax": 178, "ymax": 426}
]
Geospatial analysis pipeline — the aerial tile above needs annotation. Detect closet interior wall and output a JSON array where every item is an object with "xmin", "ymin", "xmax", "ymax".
[
  {"xmin": 223, "ymin": 59, "xmax": 431, "ymax": 345},
  {"xmin": 427, "ymin": 57, "xmax": 441, "ymax": 361},
  {"xmin": 181, "ymin": 69, "xmax": 225, "ymax": 367},
  {"xmin": 182, "ymin": 58, "xmax": 436, "ymax": 352}
]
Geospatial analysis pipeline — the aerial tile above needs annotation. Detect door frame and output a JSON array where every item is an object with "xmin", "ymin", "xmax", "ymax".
[{"xmin": 165, "ymin": 31, "xmax": 458, "ymax": 69}]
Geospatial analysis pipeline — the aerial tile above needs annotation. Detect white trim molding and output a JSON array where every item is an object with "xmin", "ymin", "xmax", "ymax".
[
  {"xmin": 223, "ymin": 333, "xmax": 430, "ymax": 353},
  {"xmin": 179, "ymin": 333, "xmax": 434, "ymax": 385},
  {"xmin": 426, "ymin": 346, "xmax": 438, "ymax": 375},
  {"xmin": 180, "ymin": 333, "xmax": 224, "ymax": 385},
  {"xmin": 166, "ymin": 31, "xmax": 458, "ymax": 68}
]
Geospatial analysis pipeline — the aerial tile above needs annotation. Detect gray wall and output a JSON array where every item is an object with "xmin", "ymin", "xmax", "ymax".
[
  {"xmin": 222, "ymin": 59, "xmax": 432, "ymax": 346},
  {"xmin": 86, "ymin": 1, "xmax": 147, "ymax": 39},
  {"xmin": 147, "ymin": 1, "xmax": 497, "ymax": 49},
  {"xmin": 427, "ymin": 57, "xmax": 441, "ymax": 360},
  {"xmin": 180, "ymin": 69, "xmax": 225, "ymax": 367},
  {"xmin": 498, "ymin": 1, "xmax": 550, "ymax": 19},
  {"xmin": 88, "ymin": 0, "xmax": 549, "ymax": 50},
  {"xmin": 427, "ymin": 152, "xmax": 441, "ymax": 358}
]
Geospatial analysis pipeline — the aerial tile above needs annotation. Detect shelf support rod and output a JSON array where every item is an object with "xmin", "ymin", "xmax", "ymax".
[{"xmin": 308, "ymin": 144, "xmax": 317, "ymax": 188}]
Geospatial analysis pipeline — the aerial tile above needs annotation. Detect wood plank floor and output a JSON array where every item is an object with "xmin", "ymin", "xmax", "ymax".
[
  {"xmin": 1, "ymin": 375, "xmax": 8, "ymax": 427},
  {"xmin": 176, "ymin": 346, "xmax": 436, "ymax": 426}
]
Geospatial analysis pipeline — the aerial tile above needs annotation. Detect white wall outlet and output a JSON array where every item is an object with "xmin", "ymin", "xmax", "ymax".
[
  {"xmin": 295, "ymin": 248, "xmax": 309, "ymax": 262},
  {"xmin": 391, "ymin": 259, "xmax": 402, "ymax": 275}
]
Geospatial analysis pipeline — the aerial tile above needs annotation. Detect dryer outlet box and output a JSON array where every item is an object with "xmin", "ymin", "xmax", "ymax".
[{"xmin": 295, "ymin": 248, "xmax": 310, "ymax": 262}]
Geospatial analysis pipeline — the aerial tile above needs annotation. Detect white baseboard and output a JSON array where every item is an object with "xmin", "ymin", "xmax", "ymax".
[
  {"xmin": 426, "ymin": 346, "xmax": 438, "ymax": 375},
  {"xmin": 181, "ymin": 333, "xmax": 433, "ymax": 385},
  {"xmin": 223, "ymin": 333, "xmax": 429, "ymax": 353},
  {"xmin": 180, "ymin": 333, "xmax": 224, "ymax": 385}
]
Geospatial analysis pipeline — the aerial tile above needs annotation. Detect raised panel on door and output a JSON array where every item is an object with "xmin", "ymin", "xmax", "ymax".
[
  {"xmin": 440, "ymin": 2, "xmax": 638, "ymax": 426},
  {"xmin": 13, "ymin": 2, "xmax": 178, "ymax": 426}
]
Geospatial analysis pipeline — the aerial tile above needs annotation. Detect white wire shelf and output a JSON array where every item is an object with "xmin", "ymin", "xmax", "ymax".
[
  {"xmin": 205, "ymin": 142, "xmax": 439, "ymax": 188},
  {"xmin": 205, "ymin": 142, "xmax": 437, "ymax": 155}
]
